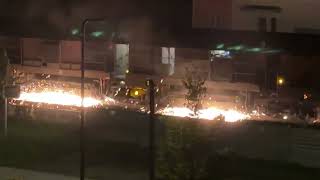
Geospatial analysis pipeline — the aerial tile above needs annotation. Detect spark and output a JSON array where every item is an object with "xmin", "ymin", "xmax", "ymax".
[
  {"xmin": 16, "ymin": 91, "xmax": 102, "ymax": 107},
  {"xmin": 105, "ymin": 96, "xmax": 116, "ymax": 104},
  {"xmin": 158, "ymin": 107, "xmax": 250, "ymax": 122},
  {"xmin": 11, "ymin": 80, "xmax": 108, "ymax": 108}
]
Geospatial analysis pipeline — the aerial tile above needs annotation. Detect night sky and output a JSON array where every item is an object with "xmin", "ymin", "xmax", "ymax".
[{"xmin": 0, "ymin": 0, "xmax": 192, "ymax": 37}]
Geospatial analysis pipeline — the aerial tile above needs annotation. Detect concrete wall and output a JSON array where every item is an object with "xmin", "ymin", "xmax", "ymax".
[
  {"xmin": 22, "ymin": 38, "xmax": 48, "ymax": 62},
  {"xmin": 21, "ymin": 38, "xmax": 111, "ymax": 71},
  {"xmin": 194, "ymin": 0, "xmax": 320, "ymax": 34},
  {"xmin": 60, "ymin": 40, "xmax": 80, "ymax": 63},
  {"xmin": 22, "ymin": 38, "xmax": 60, "ymax": 63},
  {"xmin": 192, "ymin": 0, "xmax": 233, "ymax": 29},
  {"xmin": 232, "ymin": 0, "xmax": 282, "ymax": 32},
  {"xmin": 232, "ymin": 0, "xmax": 320, "ymax": 33}
]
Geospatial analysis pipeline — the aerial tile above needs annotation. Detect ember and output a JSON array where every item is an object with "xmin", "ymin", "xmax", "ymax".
[
  {"xmin": 16, "ymin": 91, "xmax": 102, "ymax": 107},
  {"xmin": 158, "ymin": 107, "xmax": 250, "ymax": 122},
  {"xmin": 12, "ymin": 80, "xmax": 104, "ymax": 108}
]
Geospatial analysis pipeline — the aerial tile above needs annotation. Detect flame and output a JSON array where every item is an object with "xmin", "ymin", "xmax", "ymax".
[
  {"xmin": 158, "ymin": 107, "xmax": 250, "ymax": 122},
  {"xmin": 16, "ymin": 91, "xmax": 102, "ymax": 107}
]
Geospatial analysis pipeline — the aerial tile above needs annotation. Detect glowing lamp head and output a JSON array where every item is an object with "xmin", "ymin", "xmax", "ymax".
[
  {"xmin": 120, "ymin": 81, "xmax": 126, "ymax": 85},
  {"xmin": 277, "ymin": 77, "xmax": 285, "ymax": 85},
  {"xmin": 134, "ymin": 90, "xmax": 139, "ymax": 96}
]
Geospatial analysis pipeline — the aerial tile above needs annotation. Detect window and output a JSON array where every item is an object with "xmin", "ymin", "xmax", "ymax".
[
  {"xmin": 161, "ymin": 47, "xmax": 175, "ymax": 75},
  {"xmin": 271, "ymin": 17, "xmax": 277, "ymax": 32},
  {"xmin": 258, "ymin": 17, "xmax": 267, "ymax": 32}
]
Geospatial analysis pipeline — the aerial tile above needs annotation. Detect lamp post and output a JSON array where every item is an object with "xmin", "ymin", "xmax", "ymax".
[
  {"xmin": 80, "ymin": 18, "xmax": 105, "ymax": 180},
  {"xmin": 146, "ymin": 79, "xmax": 155, "ymax": 180}
]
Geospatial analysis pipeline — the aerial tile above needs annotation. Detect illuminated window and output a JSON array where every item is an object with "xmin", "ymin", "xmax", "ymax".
[{"xmin": 162, "ymin": 47, "xmax": 175, "ymax": 75}]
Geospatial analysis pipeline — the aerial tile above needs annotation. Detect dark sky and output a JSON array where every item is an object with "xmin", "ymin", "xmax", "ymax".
[{"xmin": 0, "ymin": 0, "xmax": 192, "ymax": 37}]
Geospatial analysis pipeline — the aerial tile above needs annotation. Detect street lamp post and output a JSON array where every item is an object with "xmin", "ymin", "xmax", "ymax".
[
  {"xmin": 80, "ymin": 18, "xmax": 105, "ymax": 180},
  {"xmin": 81, "ymin": 19, "xmax": 156, "ymax": 180},
  {"xmin": 147, "ymin": 79, "xmax": 155, "ymax": 180}
]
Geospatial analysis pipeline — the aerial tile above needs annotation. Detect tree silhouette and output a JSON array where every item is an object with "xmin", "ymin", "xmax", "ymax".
[{"xmin": 182, "ymin": 67, "xmax": 207, "ymax": 115}]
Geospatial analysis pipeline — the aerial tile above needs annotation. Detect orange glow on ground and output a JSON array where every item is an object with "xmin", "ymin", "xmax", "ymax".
[{"xmin": 158, "ymin": 107, "xmax": 250, "ymax": 122}]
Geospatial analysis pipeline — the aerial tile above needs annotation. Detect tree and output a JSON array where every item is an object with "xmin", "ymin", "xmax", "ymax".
[{"xmin": 182, "ymin": 67, "xmax": 207, "ymax": 115}]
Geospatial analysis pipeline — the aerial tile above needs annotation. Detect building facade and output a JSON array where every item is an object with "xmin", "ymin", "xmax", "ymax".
[{"xmin": 193, "ymin": 0, "xmax": 320, "ymax": 34}]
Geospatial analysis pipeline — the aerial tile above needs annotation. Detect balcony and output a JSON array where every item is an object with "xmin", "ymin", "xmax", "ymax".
[
  {"xmin": 241, "ymin": 5, "xmax": 282, "ymax": 12},
  {"xmin": 240, "ymin": 0, "xmax": 282, "ymax": 13}
]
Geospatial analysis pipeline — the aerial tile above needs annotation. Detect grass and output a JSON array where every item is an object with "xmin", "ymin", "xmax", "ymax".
[
  {"xmin": 206, "ymin": 154, "xmax": 320, "ymax": 180},
  {"xmin": 0, "ymin": 108, "xmax": 320, "ymax": 180},
  {"xmin": 0, "ymin": 112, "xmax": 149, "ymax": 179}
]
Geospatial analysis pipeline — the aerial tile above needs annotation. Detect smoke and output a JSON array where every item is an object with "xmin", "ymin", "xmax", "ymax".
[{"xmin": 0, "ymin": 0, "xmax": 188, "ymax": 42}]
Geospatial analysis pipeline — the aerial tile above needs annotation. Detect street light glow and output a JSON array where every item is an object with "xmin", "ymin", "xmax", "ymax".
[
  {"xmin": 91, "ymin": 31, "xmax": 104, "ymax": 37},
  {"xmin": 134, "ymin": 90, "xmax": 139, "ymax": 96},
  {"xmin": 71, "ymin": 28, "xmax": 80, "ymax": 35},
  {"xmin": 277, "ymin": 77, "xmax": 285, "ymax": 85}
]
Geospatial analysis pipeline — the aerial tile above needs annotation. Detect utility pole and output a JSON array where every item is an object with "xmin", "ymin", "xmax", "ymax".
[
  {"xmin": 147, "ymin": 79, "xmax": 155, "ymax": 180},
  {"xmin": 80, "ymin": 19, "xmax": 88, "ymax": 180},
  {"xmin": 81, "ymin": 18, "xmax": 105, "ymax": 180},
  {"xmin": 2, "ymin": 49, "xmax": 9, "ymax": 137}
]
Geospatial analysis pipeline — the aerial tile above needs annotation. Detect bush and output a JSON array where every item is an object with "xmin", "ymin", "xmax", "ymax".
[{"xmin": 182, "ymin": 67, "xmax": 207, "ymax": 115}]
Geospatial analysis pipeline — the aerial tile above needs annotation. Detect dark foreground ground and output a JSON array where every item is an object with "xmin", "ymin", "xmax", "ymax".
[{"xmin": 0, "ymin": 107, "xmax": 319, "ymax": 179}]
